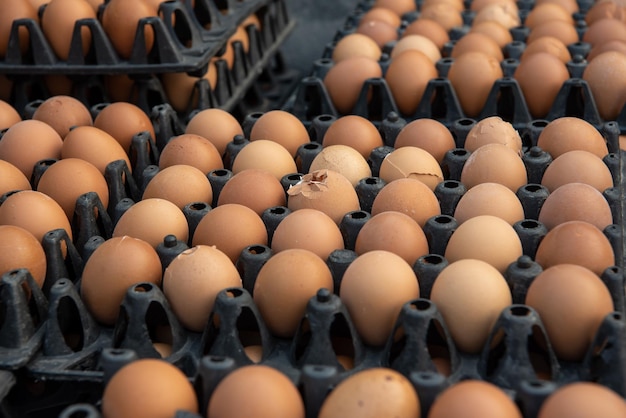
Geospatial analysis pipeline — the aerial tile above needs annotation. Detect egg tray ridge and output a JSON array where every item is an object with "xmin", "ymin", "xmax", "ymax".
[{"xmin": 0, "ymin": 0, "xmax": 291, "ymax": 75}]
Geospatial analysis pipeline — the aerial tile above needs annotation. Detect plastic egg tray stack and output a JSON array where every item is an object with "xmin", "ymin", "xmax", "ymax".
[
  {"xmin": 0, "ymin": 0, "xmax": 625, "ymax": 417},
  {"xmin": 0, "ymin": 0, "xmax": 299, "ymax": 122}
]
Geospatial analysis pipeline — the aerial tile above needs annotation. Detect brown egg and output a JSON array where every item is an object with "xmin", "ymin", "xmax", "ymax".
[
  {"xmin": 535, "ymin": 220, "xmax": 615, "ymax": 275},
  {"xmin": 249, "ymin": 110, "xmax": 310, "ymax": 158},
  {"xmin": 360, "ymin": 7, "xmax": 402, "ymax": 28},
  {"xmin": 0, "ymin": 120, "xmax": 63, "ymax": 180},
  {"xmin": 232, "ymin": 140, "xmax": 297, "ymax": 181},
  {"xmin": 461, "ymin": 143, "xmax": 528, "ymax": 192},
  {"xmin": 419, "ymin": 3, "xmax": 463, "ymax": 31},
  {"xmin": 332, "ymin": 33, "xmax": 382, "ymax": 62},
  {"xmin": 103, "ymin": 74, "xmax": 135, "ymax": 102},
  {"xmin": 142, "ymin": 165, "xmax": 212, "ymax": 210},
  {"xmin": 541, "ymin": 150, "xmax": 613, "ymax": 192},
  {"xmin": 537, "ymin": 382, "xmax": 626, "ymax": 418},
  {"xmin": 309, "ymin": 145, "xmax": 371, "ymax": 187},
  {"xmin": 271, "ymin": 208, "xmax": 344, "ymax": 260},
  {"xmin": 585, "ymin": 0, "xmax": 626, "ymax": 26},
  {"xmin": 0, "ymin": 0, "xmax": 38, "ymax": 58},
  {"xmin": 535, "ymin": 0, "xmax": 579, "ymax": 14},
  {"xmin": 163, "ymin": 245, "xmax": 242, "ymax": 332},
  {"xmin": 536, "ymin": 117, "xmax": 609, "ymax": 159},
  {"xmin": 451, "ymin": 32, "xmax": 504, "ymax": 62},
  {"xmin": 113, "ymin": 198, "xmax": 189, "ymax": 248},
  {"xmin": 520, "ymin": 36, "xmax": 572, "ymax": 63},
  {"xmin": 379, "ymin": 146, "xmax": 444, "ymax": 190},
  {"xmin": 464, "ymin": 116, "xmax": 522, "ymax": 154},
  {"xmin": 254, "ymin": 248, "xmax": 333, "ymax": 338},
  {"xmin": 322, "ymin": 115, "xmax": 384, "ymax": 159},
  {"xmin": 524, "ymin": 3, "xmax": 575, "ymax": 29},
  {"xmin": 208, "ymin": 365, "xmax": 304, "ymax": 418},
  {"xmin": 386, "ymin": 50, "xmax": 438, "ymax": 116},
  {"xmin": 192, "ymin": 203, "xmax": 267, "ymax": 263},
  {"xmin": 371, "ymin": 178, "xmax": 441, "ymax": 227},
  {"xmin": 445, "ymin": 215, "xmax": 523, "ymax": 273},
  {"xmin": 394, "ymin": 118, "xmax": 456, "ymax": 164},
  {"xmin": 0, "ymin": 100, "xmax": 21, "ymax": 130},
  {"xmin": 391, "ymin": 34, "xmax": 441, "ymax": 63},
  {"xmin": 448, "ymin": 52, "xmax": 503, "ymax": 118},
  {"xmin": 454, "ymin": 182, "xmax": 525, "ymax": 225},
  {"xmin": 526, "ymin": 21, "xmax": 579, "ymax": 46},
  {"xmin": 472, "ymin": 3, "xmax": 521, "ymax": 29},
  {"xmin": 587, "ymin": 39, "xmax": 626, "ymax": 61},
  {"xmin": 102, "ymin": 359, "xmax": 198, "ymax": 418},
  {"xmin": 340, "ymin": 250, "xmax": 419, "ymax": 346},
  {"xmin": 37, "ymin": 158, "xmax": 109, "ymax": 220},
  {"xmin": 355, "ymin": 211, "xmax": 429, "ymax": 264},
  {"xmin": 40, "ymin": 0, "xmax": 96, "ymax": 60},
  {"xmin": 0, "ymin": 190, "xmax": 72, "ymax": 242},
  {"xmin": 429, "ymin": 380, "xmax": 523, "ymax": 418},
  {"xmin": 80, "ymin": 235, "xmax": 162, "ymax": 325},
  {"xmin": 357, "ymin": 19, "xmax": 399, "ymax": 49},
  {"xmin": 32, "ymin": 95, "xmax": 92, "ymax": 139},
  {"xmin": 159, "ymin": 133, "xmax": 223, "ymax": 174},
  {"xmin": 583, "ymin": 18, "xmax": 626, "ymax": 46},
  {"xmin": 93, "ymin": 102, "xmax": 156, "ymax": 154},
  {"xmin": 160, "ymin": 65, "xmax": 217, "ymax": 113},
  {"xmin": 184, "ymin": 108, "xmax": 243, "ymax": 157},
  {"xmin": 422, "ymin": 0, "xmax": 465, "ymax": 12},
  {"xmin": 323, "ymin": 56, "xmax": 383, "ymax": 114},
  {"xmin": 0, "ymin": 160, "xmax": 31, "ymax": 196},
  {"xmin": 373, "ymin": 0, "xmax": 416, "ymax": 16},
  {"xmin": 101, "ymin": 0, "xmax": 157, "ymax": 59},
  {"xmin": 470, "ymin": 0, "xmax": 518, "ymax": 12},
  {"xmin": 62, "ymin": 126, "xmax": 132, "ymax": 174},
  {"xmin": 514, "ymin": 52, "xmax": 570, "ymax": 118},
  {"xmin": 43, "ymin": 74, "xmax": 74, "ymax": 97},
  {"xmin": 583, "ymin": 51, "xmax": 626, "ymax": 121},
  {"xmin": 538, "ymin": 182, "xmax": 613, "ymax": 230},
  {"xmin": 318, "ymin": 368, "xmax": 420, "ymax": 418},
  {"xmin": 402, "ymin": 18, "xmax": 449, "ymax": 50},
  {"xmin": 217, "ymin": 168, "xmax": 286, "ymax": 215},
  {"xmin": 0, "ymin": 225, "xmax": 46, "ymax": 288},
  {"xmin": 526, "ymin": 264, "xmax": 614, "ymax": 361},
  {"xmin": 470, "ymin": 21, "xmax": 514, "ymax": 48},
  {"xmin": 287, "ymin": 169, "xmax": 360, "ymax": 225}
]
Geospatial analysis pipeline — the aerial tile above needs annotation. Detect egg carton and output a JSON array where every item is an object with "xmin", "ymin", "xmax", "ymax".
[{"xmin": 0, "ymin": 0, "xmax": 289, "ymax": 75}]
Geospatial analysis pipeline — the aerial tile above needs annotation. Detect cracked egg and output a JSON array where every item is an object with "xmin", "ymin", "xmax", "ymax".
[{"xmin": 379, "ymin": 146, "xmax": 444, "ymax": 191}]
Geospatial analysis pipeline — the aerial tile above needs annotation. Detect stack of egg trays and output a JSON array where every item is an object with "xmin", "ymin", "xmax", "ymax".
[{"xmin": 1, "ymin": 0, "xmax": 299, "ymax": 123}]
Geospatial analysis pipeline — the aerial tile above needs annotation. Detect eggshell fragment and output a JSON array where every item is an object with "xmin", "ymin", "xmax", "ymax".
[
  {"xmin": 379, "ymin": 146, "xmax": 444, "ymax": 190},
  {"xmin": 464, "ymin": 116, "xmax": 522, "ymax": 154},
  {"xmin": 309, "ymin": 145, "xmax": 371, "ymax": 187}
]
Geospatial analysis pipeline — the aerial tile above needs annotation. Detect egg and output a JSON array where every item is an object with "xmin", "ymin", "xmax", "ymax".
[
  {"xmin": 535, "ymin": 220, "xmax": 615, "ymax": 276},
  {"xmin": 160, "ymin": 65, "xmax": 217, "ymax": 113},
  {"xmin": 142, "ymin": 165, "xmax": 212, "ymax": 210},
  {"xmin": 587, "ymin": 39, "xmax": 626, "ymax": 61},
  {"xmin": 526, "ymin": 21, "xmax": 579, "ymax": 45},
  {"xmin": 208, "ymin": 365, "xmax": 304, "ymax": 418},
  {"xmin": 519, "ymin": 36, "xmax": 572, "ymax": 64},
  {"xmin": 0, "ymin": 119, "xmax": 63, "ymax": 180},
  {"xmin": 0, "ymin": 100, "xmax": 21, "ymax": 130},
  {"xmin": 81, "ymin": 236, "xmax": 162, "ymax": 325},
  {"xmin": 524, "ymin": 3, "xmax": 574, "ymax": 29},
  {"xmin": 323, "ymin": 56, "xmax": 383, "ymax": 114},
  {"xmin": 318, "ymin": 368, "xmax": 420, "ymax": 418},
  {"xmin": 0, "ymin": 160, "xmax": 31, "ymax": 196},
  {"xmin": 583, "ymin": 18, "xmax": 626, "ymax": 46},
  {"xmin": 464, "ymin": 116, "xmax": 522, "ymax": 154},
  {"xmin": 537, "ymin": 382, "xmax": 626, "ymax": 418},
  {"xmin": 36, "ymin": 158, "xmax": 109, "ymax": 220},
  {"xmin": 360, "ymin": 7, "xmax": 402, "ymax": 28},
  {"xmin": 470, "ymin": 0, "xmax": 517, "ymax": 12},
  {"xmin": 192, "ymin": 203, "xmax": 268, "ymax": 263},
  {"xmin": 231, "ymin": 140, "xmax": 297, "ymax": 181},
  {"xmin": 582, "ymin": 51, "xmax": 626, "ymax": 121},
  {"xmin": 585, "ymin": 1, "xmax": 626, "ymax": 26},
  {"xmin": 113, "ymin": 198, "xmax": 189, "ymax": 248},
  {"xmin": 217, "ymin": 168, "xmax": 286, "ymax": 215},
  {"xmin": 385, "ymin": 50, "xmax": 438, "ymax": 116},
  {"xmin": 308, "ymin": 145, "xmax": 371, "ymax": 187},
  {"xmin": 340, "ymin": 250, "xmax": 419, "ymax": 346},
  {"xmin": 379, "ymin": 146, "xmax": 444, "ymax": 190},
  {"xmin": 538, "ymin": 182, "xmax": 613, "ymax": 230},
  {"xmin": 371, "ymin": 178, "xmax": 441, "ymax": 227},
  {"xmin": 101, "ymin": 0, "xmax": 157, "ymax": 59},
  {"xmin": 162, "ymin": 245, "xmax": 242, "ymax": 332},
  {"xmin": 451, "ymin": 32, "xmax": 505, "ymax": 62},
  {"xmin": 472, "ymin": 3, "xmax": 521, "ymax": 29},
  {"xmin": 356, "ymin": 19, "xmax": 399, "ymax": 49},
  {"xmin": 373, "ymin": 0, "xmax": 416, "ymax": 16},
  {"xmin": 332, "ymin": 33, "xmax": 382, "ymax": 62},
  {"xmin": 102, "ymin": 358, "xmax": 198, "ymax": 418},
  {"xmin": 431, "ymin": 259, "xmax": 512, "ymax": 353},
  {"xmin": 460, "ymin": 143, "xmax": 528, "ymax": 192},
  {"xmin": 184, "ymin": 108, "xmax": 244, "ymax": 157},
  {"xmin": 525, "ymin": 264, "xmax": 614, "ymax": 361},
  {"xmin": 158, "ymin": 133, "xmax": 223, "ymax": 174},
  {"xmin": 535, "ymin": 0, "xmax": 578, "ymax": 14},
  {"xmin": 40, "ymin": 0, "xmax": 96, "ymax": 60},
  {"xmin": 419, "ymin": 3, "xmax": 463, "ymax": 31},
  {"xmin": 93, "ymin": 102, "xmax": 156, "ymax": 154},
  {"xmin": 253, "ymin": 248, "xmax": 333, "ymax": 338},
  {"xmin": 0, "ymin": 0, "xmax": 38, "ymax": 58},
  {"xmin": 401, "ymin": 18, "xmax": 450, "ymax": 50},
  {"xmin": 536, "ymin": 117, "xmax": 609, "ymax": 159},
  {"xmin": 540, "ymin": 150, "xmax": 614, "ymax": 192},
  {"xmin": 62, "ymin": 126, "xmax": 132, "ymax": 175},
  {"xmin": 394, "ymin": 118, "xmax": 456, "ymax": 164},
  {"xmin": 32, "ymin": 95, "xmax": 92, "ymax": 139},
  {"xmin": 514, "ymin": 52, "xmax": 570, "ymax": 118},
  {"xmin": 322, "ymin": 115, "xmax": 384, "ymax": 159},
  {"xmin": 249, "ymin": 110, "xmax": 310, "ymax": 158},
  {"xmin": 0, "ymin": 225, "xmax": 46, "ymax": 288},
  {"xmin": 470, "ymin": 21, "xmax": 514, "ymax": 48},
  {"xmin": 428, "ymin": 380, "xmax": 522, "ymax": 418},
  {"xmin": 454, "ymin": 182, "xmax": 525, "ymax": 225},
  {"xmin": 391, "ymin": 35, "xmax": 441, "ymax": 63}
]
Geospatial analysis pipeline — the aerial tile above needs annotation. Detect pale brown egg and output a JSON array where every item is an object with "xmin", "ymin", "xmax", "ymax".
[
  {"xmin": 249, "ymin": 110, "xmax": 310, "ymax": 158},
  {"xmin": 401, "ymin": 18, "xmax": 449, "ymax": 51},
  {"xmin": 0, "ymin": 0, "xmax": 38, "ymax": 58},
  {"xmin": 448, "ymin": 52, "xmax": 503, "ymax": 118},
  {"xmin": 93, "ymin": 102, "xmax": 156, "ymax": 154},
  {"xmin": 323, "ymin": 56, "xmax": 383, "ymax": 114},
  {"xmin": 163, "ymin": 245, "xmax": 242, "ymax": 332},
  {"xmin": 217, "ymin": 168, "xmax": 286, "ymax": 215},
  {"xmin": 0, "ymin": 160, "xmax": 31, "ymax": 196},
  {"xmin": 537, "ymin": 382, "xmax": 626, "ymax": 418},
  {"xmin": 535, "ymin": 220, "xmax": 615, "ymax": 276},
  {"xmin": 464, "ymin": 116, "xmax": 522, "ymax": 154},
  {"xmin": 454, "ymin": 182, "xmax": 525, "ymax": 225},
  {"xmin": 379, "ymin": 146, "xmax": 444, "ymax": 190},
  {"xmin": 36, "ymin": 158, "xmax": 109, "ymax": 220},
  {"xmin": 231, "ymin": 140, "xmax": 297, "ymax": 181},
  {"xmin": 460, "ymin": 143, "xmax": 528, "ymax": 192},
  {"xmin": 429, "ymin": 380, "xmax": 523, "ymax": 418},
  {"xmin": 159, "ymin": 133, "xmax": 223, "ymax": 174},
  {"xmin": 254, "ymin": 248, "xmax": 333, "ymax": 338},
  {"xmin": 540, "ymin": 150, "xmax": 614, "ymax": 192},
  {"xmin": 0, "ymin": 190, "xmax": 72, "ymax": 242},
  {"xmin": 62, "ymin": 126, "xmax": 132, "ymax": 174},
  {"xmin": 583, "ymin": 51, "xmax": 626, "ymax": 121},
  {"xmin": 101, "ymin": 0, "xmax": 157, "ymax": 59},
  {"xmin": 419, "ymin": 3, "xmax": 463, "ymax": 31},
  {"xmin": 469, "ymin": 21, "xmax": 514, "ymax": 48},
  {"xmin": 142, "ymin": 165, "xmax": 212, "ymax": 210},
  {"xmin": 386, "ymin": 50, "xmax": 438, "ymax": 116},
  {"xmin": 184, "ymin": 108, "xmax": 243, "ymax": 157},
  {"xmin": 526, "ymin": 264, "xmax": 614, "ymax": 361},
  {"xmin": 271, "ymin": 208, "xmax": 344, "ymax": 260},
  {"xmin": 102, "ymin": 359, "xmax": 198, "ymax": 418},
  {"xmin": 526, "ymin": 21, "xmax": 579, "ymax": 45},
  {"xmin": 40, "ymin": 0, "xmax": 96, "ymax": 60},
  {"xmin": 524, "ymin": 3, "xmax": 575, "ymax": 29},
  {"xmin": 113, "ymin": 198, "xmax": 189, "ymax": 248},
  {"xmin": 356, "ymin": 19, "xmax": 399, "ymax": 49},
  {"xmin": 450, "ymin": 32, "xmax": 504, "ymax": 62},
  {"xmin": 519, "ymin": 36, "xmax": 572, "ymax": 63},
  {"xmin": 340, "ymin": 250, "xmax": 419, "ymax": 346},
  {"xmin": 360, "ymin": 7, "xmax": 402, "ymax": 28},
  {"xmin": 32, "ymin": 95, "xmax": 92, "ymax": 139},
  {"xmin": 472, "ymin": 3, "xmax": 521, "ymax": 28},
  {"xmin": 0, "ymin": 100, "xmax": 21, "ymax": 130},
  {"xmin": 308, "ymin": 145, "xmax": 372, "ymax": 187},
  {"xmin": 332, "ymin": 33, "xmax": 382, "ymax": 62},
  {"xmin": 536, "ymin": 117, "xmax": 609, "ymax": 159},
  {"xmin": 0, "ymin": 119, "xmax": 63, "ymax": 180},
  {"xmin": 371, "ymin": 178, "xmax": 441, "ymax": 227},
  {"xmin": 322, "ymin": 115, "xmax": 384, "ymax": 159},
  {"xmin": 391, "ymin": 34, "xmax": 441, "ymax": 63},
  {"xmin": 0, "ymin": 225, "xmax": 46, "ymax": 288},
  {"xmin": 192, "ymin": 203, "xmax": 267, "ymax": 263},
  {"xmin": 208, "ymin": 365, "xmax": 304, "ymax": 418},
  {"xmin": 538, "ymin": 182, "xmax": 613, "ymax": 230},
  {"xmin": 394, "ymin": 118, "xmax": 456, "ymax": 164}
]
